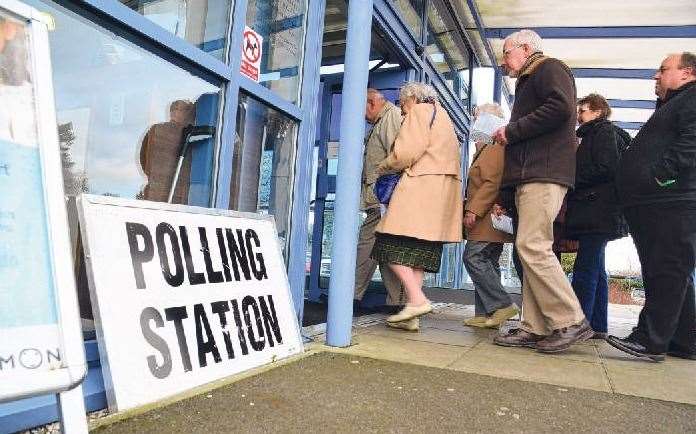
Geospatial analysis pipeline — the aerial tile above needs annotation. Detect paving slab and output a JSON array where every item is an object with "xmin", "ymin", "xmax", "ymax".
[
  {"xmin": 448, "ymin": 341, "xmax": 611, "ymax": 392},
  {"xmin": 598, "ymin": 342, "xmax": 696, "ymax": 405},
  {"xmin": 359, "ymin": 323, "xmax": 484, "ymax": 347},
  {"xmin": 92, "ymin": 353, "xmax": 696, "ymax": 434},
  {"xmin": 331, "ymin": 333, "xmax": 469, "ymax": 368}
]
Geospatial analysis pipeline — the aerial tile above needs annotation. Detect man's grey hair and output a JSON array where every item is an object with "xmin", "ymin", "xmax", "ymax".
[
  {"xmin": 505, "ymin": 29, "xmax": 543, "ymax": 53},
  {"xmin": 399, "ymin": 81, "xmax": 439, "ymax": 103},
  {"xmin": 679, "ymin": 52, "xmax": 696, "ymax": 76},
  {"xmin": 367, "ymin": 88, "xmax": 385, "ymax": 100}
]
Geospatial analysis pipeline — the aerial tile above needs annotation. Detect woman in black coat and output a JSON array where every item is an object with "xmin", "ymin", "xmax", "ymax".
[{"xmin": 565, "ymin": 94, "xmax": 630, "ymax": 339}]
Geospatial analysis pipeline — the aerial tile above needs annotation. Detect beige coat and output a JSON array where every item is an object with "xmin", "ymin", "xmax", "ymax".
[
  {"xmin": 464, "ymin": 142, "xmax": 513, "ymax": 243},
  {"xmin": 376, "ymin": 102, "xmax": 463, "ymax": 242},
  {"xmin": 361, "ymin": 102, "xmax": 402, "ymax": 210}
]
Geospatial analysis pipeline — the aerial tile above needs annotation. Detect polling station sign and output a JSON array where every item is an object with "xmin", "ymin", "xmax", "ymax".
[{"xmin": 77, "ymin": 195, "xmax": 303, "ymax": 411}]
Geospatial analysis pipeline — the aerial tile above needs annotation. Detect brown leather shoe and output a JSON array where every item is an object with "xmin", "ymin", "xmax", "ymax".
[
  {"xmin": 493, "ymin": 328, "xmax": 545, "ymax": 348},
  {"xmin": 536, "ymin": 319, "xmax": 594, "ymax": 354}
]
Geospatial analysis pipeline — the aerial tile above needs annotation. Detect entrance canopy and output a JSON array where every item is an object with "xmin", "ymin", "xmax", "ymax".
[{"xmin": 463, "ymin": 0, "xmax": 696, "ymax": 137}]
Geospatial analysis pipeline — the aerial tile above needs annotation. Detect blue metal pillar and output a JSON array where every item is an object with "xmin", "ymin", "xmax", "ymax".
[{"xmin": 326, "ymin": 0, "xmax": 374, "ymax": 347}]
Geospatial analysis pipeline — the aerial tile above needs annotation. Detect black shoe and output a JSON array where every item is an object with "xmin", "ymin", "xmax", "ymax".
[
  {"xmin": 606, "ymin": 335, "xmax": 665, "ymax": 362},
  {"xmin": 667, "ymin": 343, "xmax": 696, "ymax": 360}
]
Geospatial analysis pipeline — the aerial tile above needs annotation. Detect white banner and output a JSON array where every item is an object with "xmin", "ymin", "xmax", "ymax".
[{"xmin": 78, "ymin": 195, "xmax": 303, "ymax": 411}]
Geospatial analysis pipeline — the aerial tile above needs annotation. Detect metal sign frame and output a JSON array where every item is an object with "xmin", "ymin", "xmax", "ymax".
[{"xmin": 0, "ymin": 0, "xmax": 86, "ymax": 402}]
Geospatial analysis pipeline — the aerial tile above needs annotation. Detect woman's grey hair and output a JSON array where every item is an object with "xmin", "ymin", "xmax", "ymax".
[
  {"xmin": 399, "ymin": 81, "xmax": 439, "ymax": 104},
  {"xmin": 474, "ymin": 103, "xmax": 505, "ymax": 119},
  {"xmin": 505, "ymin": 29, "xmax": 543, "ymax": 53}
]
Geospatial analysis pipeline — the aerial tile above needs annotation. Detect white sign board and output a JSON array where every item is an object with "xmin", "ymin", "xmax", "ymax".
[
  {"xmin": 0, "ymin": 0, "xmax": 86, "ymax": 403},
  {"xmin": 240, "ymin": 26, "xmax": 262, "ymax": 82},
  {"xmin": 77, "ymin": 195, "xmax": 303, "ymax": 411}
]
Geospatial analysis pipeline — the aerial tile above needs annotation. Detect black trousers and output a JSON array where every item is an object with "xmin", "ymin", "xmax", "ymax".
[{"xmin": 624, "ymin": 205, "xmax": 696, "ymax": 353}]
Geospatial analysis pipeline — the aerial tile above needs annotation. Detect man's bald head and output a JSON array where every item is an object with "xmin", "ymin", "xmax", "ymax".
[
  {"xmin": 365, "ymin": 88, "xmax": 387, "ymax": 123},
  {"xmin": 654, "ymin": 52, "xmax": 696, "ymax": 99}
]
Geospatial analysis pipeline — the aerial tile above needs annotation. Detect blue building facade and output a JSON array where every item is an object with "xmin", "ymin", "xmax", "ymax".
[{"xmin": 1, "ymin": 0, "xmax": 505, "ymax": 430}]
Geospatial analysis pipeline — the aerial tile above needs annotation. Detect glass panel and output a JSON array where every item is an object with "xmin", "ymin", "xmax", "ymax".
[
  {"xmin": 426, "ymin": 2, "xmax": 471, "ymax": 105},
  {"xmin": 0, "ymin": 11, "xmax": 59, "ymax": 329},
  {"xmin": 390, "ymin": 0, "xmax": 423, "ymax": 41},
  {"xmin": 119, "ymin": 0, "xmax": 233, "ymax": 61},
  {"xmin": 25, "ymin": 0, "xmax": 221, "ymax": 206},
  {"xmin": 246, "ymin": 0, "xmax": 307, "ymax": 104},
  {"xmin": 230, "ymin": 94, "xmax": 298, "ymax": 256}
]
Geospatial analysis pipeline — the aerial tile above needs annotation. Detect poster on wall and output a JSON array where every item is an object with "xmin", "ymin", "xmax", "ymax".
[
  {"xmin": 77, "ymin": 194, "xmax": 304, "ymax": 411},
  {"xmin": 0, "ymin": 0, "xmax": 86, "ymax": 403}
]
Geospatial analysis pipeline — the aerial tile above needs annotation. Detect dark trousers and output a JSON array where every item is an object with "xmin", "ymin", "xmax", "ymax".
[
  {"xmin": 624, "ymin": 205, "xmax": 696, "ymax": 353},
  {"xmin": 463, "ymin": 241, "xmax": 512, "ymax": 315},
  {"xmin": 572, "ymin": 235, "xmax": 609, "ymax": 333}
]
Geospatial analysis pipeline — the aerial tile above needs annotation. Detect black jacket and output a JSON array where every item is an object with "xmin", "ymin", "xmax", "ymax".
[
  {"xmin": 503, "ymin": 56, "xmax": 578, "ymax": 189},
  {"xmin": 565, "ymin": 119, "xmax": 629, "ymax": 240},
  {"xmin": 617, "ymin": 81, "xmax": 696, "ymax": 207}
]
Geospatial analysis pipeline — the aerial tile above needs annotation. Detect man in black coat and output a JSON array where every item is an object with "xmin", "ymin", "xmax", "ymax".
[{"xmin": 609, "ymin": 52, "xmax": 696, "ymax": 362}]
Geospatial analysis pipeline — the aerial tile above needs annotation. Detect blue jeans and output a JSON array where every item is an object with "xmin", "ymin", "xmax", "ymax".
[{"xmin": 572, "ymin": 235, "xmax": 609, "ymax": 333}]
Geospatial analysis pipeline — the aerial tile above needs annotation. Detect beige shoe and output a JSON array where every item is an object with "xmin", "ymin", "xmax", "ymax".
[
  {"xmin": 387, "ymin": 317, "xmax": 420, "ymax": 332},
  {"xmin": 484, "ymin": 303, "xmax": 520, "ymax": 328},
  {"xmin": 386, "ymin": 302, "xmax": 433, "ymax": 323},
  {"xmin": 463, "ymin": 316, "xmax": 489, "ymax": 328}
]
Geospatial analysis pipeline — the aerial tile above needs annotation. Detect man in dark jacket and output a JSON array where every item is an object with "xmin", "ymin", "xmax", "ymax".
[
  {"xmin": 492, "ymin": 29, "xmax": 591, "ymax": 353},
  {"xmin": 608, "ymin": 52, "xmax": 696, "ymax": 362}
]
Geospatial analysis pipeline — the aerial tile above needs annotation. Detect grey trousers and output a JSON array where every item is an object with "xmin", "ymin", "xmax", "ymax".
[
  {"xmin": 355, "ymin": 208, "xmax": 404, "ymax": 305},
  {"xmin": 463, "ymin": 241, "xmax": 512, "ymax": 316}
]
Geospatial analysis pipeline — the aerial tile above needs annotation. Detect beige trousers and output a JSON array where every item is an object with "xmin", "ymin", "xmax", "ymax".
[
  {"xmin": 515, "ymin": 183, "xmax": 585, "ymax": 335},
  {"xmin": 355, "ymin": 208, "xmax": 404, "ymax": 305}
]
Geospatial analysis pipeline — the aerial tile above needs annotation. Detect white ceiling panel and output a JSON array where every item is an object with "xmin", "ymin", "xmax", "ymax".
[
  {"xmin": 576, "ymin": 78, "xmax": 657, "ymax": 101},
  {"xmin": 489, "ymin": 38, "xmax": 692, "ymax": 69},
  {"xmin": 474, "ymin": 0, "xmax": 696, "ymax": 27},
  {"xmin": 610, "ymin": 107, "xmax": 654, "ymax": 123}
]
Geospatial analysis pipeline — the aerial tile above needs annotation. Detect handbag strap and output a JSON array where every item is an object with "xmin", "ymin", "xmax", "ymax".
[{"xmin": 470, "ymin": 143, "xmax": 489, "ymax": 166}]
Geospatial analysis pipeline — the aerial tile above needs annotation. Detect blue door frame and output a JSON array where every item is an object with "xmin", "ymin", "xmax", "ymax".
[{"xmin": 307, "ymin": 70, "xmax": 407, "ymax": 307}]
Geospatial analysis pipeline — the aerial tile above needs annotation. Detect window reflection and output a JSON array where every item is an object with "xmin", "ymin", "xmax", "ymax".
[
  {"xmin": 119, "ymin": 0, "xmax": 233, "ymax": 61},
  {"xmin": 246, "ymin": 0, "xmax": 307, "ymax": 104},
  {"xmin": 25, "ymin": 0, "xmax": 220, "ymax": 205},
  {"xmin": 231, "ymin": 94, "xmax": 297, "ymax": 256},
  {"xmin": 426, "ymin": 2, "xmax": 471, "ymax": 106}
]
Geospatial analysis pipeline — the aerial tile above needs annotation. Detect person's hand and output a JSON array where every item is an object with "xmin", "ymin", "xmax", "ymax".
[
  {"xmin": 493, "ymin": 126, "xmax": 508, "ymax": 146},
  {"xmin": 464, "ymin": 211, "xmax": 478, "ymax": 229},
  {"xmin": 492, "ymin": 204, "xmax": 506, "ymax": 217}
]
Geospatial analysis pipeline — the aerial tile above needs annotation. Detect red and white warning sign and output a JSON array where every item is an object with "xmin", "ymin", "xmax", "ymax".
[{"xmin": 240, "ymin": 26, "xmax": 263, "ymax": 82}]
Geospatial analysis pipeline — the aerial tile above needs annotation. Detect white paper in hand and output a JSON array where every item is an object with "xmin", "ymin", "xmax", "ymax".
[
  {"xmin": 471, "ymin": 112, "xmax": 507, "ymax": 144},
  {"xmin": 491, "ymin": 214, "xmax": 514, "ymax": 234}
]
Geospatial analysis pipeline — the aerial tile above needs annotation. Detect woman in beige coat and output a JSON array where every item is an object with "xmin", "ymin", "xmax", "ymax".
[
  {"xmin": 463, "ymin": 104, "xmax": 518, "ymax": 329},
  {"xmin": 371, "ymin": 82, "xmax": 463, "ymax": 329}
]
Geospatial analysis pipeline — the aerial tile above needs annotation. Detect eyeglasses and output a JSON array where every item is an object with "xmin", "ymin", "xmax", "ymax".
[{"xmin": 502, "ymin": 44, "xmax": 523, "ymax": 57}]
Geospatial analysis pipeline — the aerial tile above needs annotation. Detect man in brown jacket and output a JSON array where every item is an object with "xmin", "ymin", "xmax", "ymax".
[
  {"xmin": 492, "ymin": 30, "xmax": 591, "ymax": 353},
  {"xmin": 354, "ymin": 89, "xmax": 404, "ymax": 310}
]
